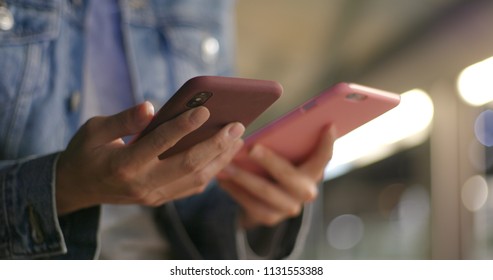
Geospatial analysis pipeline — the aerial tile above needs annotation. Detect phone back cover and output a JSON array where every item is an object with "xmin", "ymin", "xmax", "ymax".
[
  {"xmin": 139, "ymin": 76, "xmax": 283, "ymax": 159},
  {"xmin": 234, "ymin": 82, "xmax": 400, "ymax": 176}
]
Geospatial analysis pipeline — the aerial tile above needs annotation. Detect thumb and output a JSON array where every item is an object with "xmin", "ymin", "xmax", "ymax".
[{"xmin": 88, "ymin": 101, "xmax": 155, "ymax": 145}]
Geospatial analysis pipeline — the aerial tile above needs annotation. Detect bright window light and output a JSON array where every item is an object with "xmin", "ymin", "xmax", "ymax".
[
  {"xmin": 457, "ymin": 56, "xmax": 493, "ymax": 107},
  {"xmin": 325, "ymin": 89, "xmax": 434, "ymax": 179}
]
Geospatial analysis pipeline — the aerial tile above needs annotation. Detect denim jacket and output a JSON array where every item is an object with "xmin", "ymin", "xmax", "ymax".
[{"xmin": 0, "ymin": 0, "xmax": 308, "ymax": 259}]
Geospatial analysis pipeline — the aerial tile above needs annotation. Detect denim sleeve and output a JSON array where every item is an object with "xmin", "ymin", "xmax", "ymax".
[{"xmin": 0, "ymin": 153, "xmax": 100, "ymax": 259}]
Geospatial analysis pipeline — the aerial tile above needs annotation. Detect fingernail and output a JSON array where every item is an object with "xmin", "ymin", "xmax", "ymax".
[
  {"xmin": 227, "ymin": 123, "xmax": 245, "ymax": 140},
  {"xmin": 143, "ymin": 101, "xmax": 155, "ymax": 116},
  {"xmin": 136, "ymin": 102, "xmax": 155, "ymax": 126},
  {"xmin": 189, "ymin": 106, "xmax": 210, "ymax": 125},
  {"xmin": 307, "ymin": 186, "xmax": 319, "ymax": 201}
]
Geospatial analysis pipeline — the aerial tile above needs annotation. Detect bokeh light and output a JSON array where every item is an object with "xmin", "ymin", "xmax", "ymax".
[
  {"xmin": 461, "ymin": 175, "xmax": 489, "ymax": 212},
  {"xmin": 457, "ymin": 56, "xmax": 493, "ymax": 107},
  {"xmin": 474, "ymin": 110, "xmax": 493, "ymax": 147},
  {"xmin": 396, "ymin": 185, "xmax": 430, "ymax": 233},
  {"xmin": 326, "ymin": 214, "xmax": 365, "ymax": 250}
]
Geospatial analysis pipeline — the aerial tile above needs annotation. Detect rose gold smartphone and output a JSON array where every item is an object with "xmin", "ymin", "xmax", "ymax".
[
  {"xmin": 233, "ymin": 82, "xmax": 401, "ymax": 176},
  {"xmin": 136, "ymin": 76, "xmax": 283, "ymax": 159}
]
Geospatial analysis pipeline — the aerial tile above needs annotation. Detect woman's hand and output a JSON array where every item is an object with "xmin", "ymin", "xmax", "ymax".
[
  {"xmin": 56, "ymin": 102, "xmax": 244, "ymax": 215},
  {"xmin": 218, "ymin": 126, "xmax": 336, "ymax": 229}
]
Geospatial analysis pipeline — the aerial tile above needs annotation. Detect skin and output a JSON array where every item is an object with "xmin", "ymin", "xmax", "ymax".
[
  {"xmin": 56, "ymin": 102, "xmax": 245, "ymax": 214},
  {"xmin": 56, "ymin": 101, "xmax": 336, "ymax": 229},
  {"xmin": 218, "ymin": 126, "xmax": 336, "ymax": 229}
]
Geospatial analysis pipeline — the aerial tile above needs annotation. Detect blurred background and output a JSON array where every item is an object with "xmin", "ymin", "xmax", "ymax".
[{"xmin": 235, "ymin": 0, "xmax": 493, "ymax": 259}]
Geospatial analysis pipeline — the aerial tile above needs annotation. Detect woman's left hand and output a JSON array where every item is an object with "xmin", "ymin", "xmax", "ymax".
[{"xmin": 218, "ymin": 126, "xmax": 336, "ymax": 229}]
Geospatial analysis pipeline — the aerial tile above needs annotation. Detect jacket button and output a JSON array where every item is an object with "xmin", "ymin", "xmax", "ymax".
[
  {"xmin": 28, "ymin": 205, "xmax": 45, "ymax": 245},
  {"xmin": 129, "ymin": 0, "xmax": 147, "ymax": 9},
  {"xmin": 201, "ymin": 36, "xmax": 220, "ymax": 64},
  {"xmin": 71, "ymin": 0, "xmax": 83, "ymax": 6},
  {"xmin": 0, "ymin": 6, "xmax": 14, "ymax": 31},
  {"xmin": 70, "ymin": 91, "xmax": 81, "ymax": 112}
]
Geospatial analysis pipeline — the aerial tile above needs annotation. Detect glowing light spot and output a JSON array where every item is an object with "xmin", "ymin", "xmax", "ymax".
[
  {"xmin": 461, "ymin": 175, "xmax": 488, "ymax": 212},
  {"xmin": 474, "ymin": 110, "xmax": 493, "ymax": 147},
  {"xmin": 458, "ymin": 56, "xmax": 493, "ymax": 107},
  {"xmin": 326, "ymin": 214, "xmax": 364, "ymax": 250}
]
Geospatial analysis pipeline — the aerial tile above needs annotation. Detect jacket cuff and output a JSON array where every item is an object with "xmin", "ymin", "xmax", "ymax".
[
  {"xmin": 0, "ymin": 153, "xmax": 100, "ymax": 259},
  {"xmin": 0, "ymin": 153, "xmax": 66, "ymax": 259}
]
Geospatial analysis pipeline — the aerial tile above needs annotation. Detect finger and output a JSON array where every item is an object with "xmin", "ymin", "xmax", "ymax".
[
  {"xmin": 220, "ymin": 181, "xmax": 287, "ymax": 228},
  {"xmin": 126, "ymin": 106, "xmax": 210, "ymax": 166},
  {"xmin": 146, "ymin": 139, "xmax": 244, "ymax": 204},
  {"xmin": 248, "ymin": 145, "xmax": 318, "ymax": 201},
  {"xmin": 220, "ymin": 164, "xmax": 302, "ymax": 216},
  {"xmin": 299, "ymin": 125, "xmax": 337, "ymax": 180},
  {"xmin": 151, "ymin": 122, "xmax": 244, "ymax": 182},
  {"xmin": 85, "ymin": 102, "xmax": 155, "ymax": 146}
]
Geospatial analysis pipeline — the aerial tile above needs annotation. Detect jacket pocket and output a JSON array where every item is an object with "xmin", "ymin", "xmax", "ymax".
[
  {"xmin": 0, "ymin": 0, "xmax": 60, "ymax": 45},
  {"xmin": 122, "ymin": 0, "xmax": 235, "ymax": 79},
  {"xmin": 0, "ymin": 0, "xmax": 60, "ymax": 100},
  {"xmin": 0, "ymin": 0, "xmax": 61, "ymax": 158}
]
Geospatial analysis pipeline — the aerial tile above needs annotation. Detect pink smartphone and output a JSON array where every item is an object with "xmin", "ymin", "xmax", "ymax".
[
  {"xmin": 136, "ymin": 76, "xmax": 283, "ymax": 159},
  {"xmin": 233, "ymin": 82, "xmax": 401, "ymax": 176}
]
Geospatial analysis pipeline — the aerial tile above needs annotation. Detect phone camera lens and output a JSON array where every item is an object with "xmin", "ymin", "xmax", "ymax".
[
  {"xmin": 187, "ymin": 92, "xmax": 212, "ymax": 108},
  {"xmin": 346, "ymin": 93, "xmax": 367, "ymax": 101}
]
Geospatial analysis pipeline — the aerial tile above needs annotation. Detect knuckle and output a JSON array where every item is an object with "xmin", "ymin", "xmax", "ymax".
[
  {"xmin": 149, "ymin": 128, "xmax": 174, "ymax": 153},
  {"xmin": 190, "ymin": 171, "xmax": 209, "ymax": 193},
  {"xmin": 109, "ymin": 161, "xmax": 135, "ymax": 183},
  {"xmin": 211, "ymin": 134, "xmax": 230, "ymax": 151},
  {"xmin": 116, "ymin": 112, "xmax": 134, "ymax": 134},
  {"xmin": 79, "ymin": 117, "xmax": 101, "ymax": 139},
  {"xmin": 107, "ymin": 162, "xmax": 150, "ymax": 201},
  {"xmin": 82, "ymin": 117, "xmax": 100, "ymax": 132},
  {"xmin": 181, "ymin": 152, "xmax": 202, "ymax": 173},
  {"xmin": 172, "ymin": 113, "xmax": 199, "ymax": 133},
  {"xmin": 192, "ymin": 171, "xmax": 210, "ymax": 188}
]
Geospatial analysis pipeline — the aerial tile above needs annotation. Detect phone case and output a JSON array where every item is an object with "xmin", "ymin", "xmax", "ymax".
[
  {"xmin": 136, "ymin": 76, "xmax": 283, "ymax": 159},
  {"xmin": 233, "ymin": 82, "xmax": 401, "ymax": 176}
]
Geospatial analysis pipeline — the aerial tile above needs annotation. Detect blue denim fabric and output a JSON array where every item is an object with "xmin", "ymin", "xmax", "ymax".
[
  {"xmin": 0, "ymin": 0, "xmax": 238, "ymax": 259},
  {"xmin": 0, "ymin": 0, "xmax": 303, "ymax": 259}
]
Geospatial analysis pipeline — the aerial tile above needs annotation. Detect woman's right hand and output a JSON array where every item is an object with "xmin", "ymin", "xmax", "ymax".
[{"xmin": 56, "ymin": 101, "xmax": 244, "ymax": 215}]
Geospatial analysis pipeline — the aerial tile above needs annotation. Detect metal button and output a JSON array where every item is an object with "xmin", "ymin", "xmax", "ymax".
[
  {"xmin": 201, "ymin": 36, "xmax": 220, "ymax": 64},
  {"xmin": 129, "ymin": 0, "xmax": 148, "ymax": 9},
  {"xmin": 70, "ymin": 91, "xmax": 81, "ymax": 112},
  {"xmin": 0, "ymin": 6, "xmax": 14, "ymax": 31},
  {"xmin": 28, "ymin": 205, "xmax": 45, "ymax": 245},
  {"xmin": 71, "ymin": 0, "xmax": 83, "ymax": 6}
]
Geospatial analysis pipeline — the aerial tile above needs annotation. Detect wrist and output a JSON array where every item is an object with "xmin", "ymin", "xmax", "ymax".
[{"xmin": 55, "ymin": 151, "xmax": 91, "ymax": 215}]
